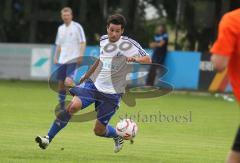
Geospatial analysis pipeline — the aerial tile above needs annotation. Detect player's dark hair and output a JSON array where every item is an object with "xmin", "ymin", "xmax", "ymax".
[{"xmin": 107, "ymin": 14, "xmax": 127, "ymax": 29}]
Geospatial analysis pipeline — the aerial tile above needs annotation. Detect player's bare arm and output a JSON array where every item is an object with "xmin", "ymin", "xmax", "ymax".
[
  {"xmin": 211, "ymin": 54, "xmax": 229, "ymax": 72},
  {"xmin": 78, "ymin": 41, "xmax": 86, "ymax": 64},
  {"xmin": 127, "ymin": 56, "xmax": 152, "ymax": 64},
  {"xmin": 79, "ymin": 59, "xmax": 100, "ymax": 84},
  {"xmin": 54, "ymin": 45, "xmax": 61, "ymax": 64}
]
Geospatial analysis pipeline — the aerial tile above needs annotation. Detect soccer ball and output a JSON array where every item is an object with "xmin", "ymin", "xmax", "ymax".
[{"xmin": 116, "ymin": 119, "xmax": 138, "ymax": 140}]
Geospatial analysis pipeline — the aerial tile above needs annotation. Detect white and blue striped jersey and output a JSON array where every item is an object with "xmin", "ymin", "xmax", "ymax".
[
  {"xmin": 91, "ymin": 35, "xmax": 149, "ymax": 94},
  {"xmin": 55, "ymin": 21, "xmax": 86, "ymax": 64}
]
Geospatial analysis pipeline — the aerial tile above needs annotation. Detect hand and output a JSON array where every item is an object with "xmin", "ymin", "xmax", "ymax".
[{"xmin": 126, "ymin": 57, "xmax": 136, "ymax": 62}]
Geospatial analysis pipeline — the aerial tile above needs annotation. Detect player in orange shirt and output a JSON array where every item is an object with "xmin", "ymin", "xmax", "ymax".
[{"xmin": 211, "ymin": 8, "xmax": 240, "ymax": 163}]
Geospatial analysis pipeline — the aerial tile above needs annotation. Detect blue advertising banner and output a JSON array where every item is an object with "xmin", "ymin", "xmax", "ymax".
[{"xmin": 162, "ymin": 51, "xmax": 201, "ymax": 90}]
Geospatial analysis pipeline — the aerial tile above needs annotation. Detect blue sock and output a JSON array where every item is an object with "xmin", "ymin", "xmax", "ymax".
[
  {"xmin": 47, "ymin": 110, "xmax": 71, "ymax": 141},
  {"xmin": 58, "ymin": 90, "xmax": 66, "ymax": 109},
  {"xmin": 102, "ymin": 125, "xmax": 118, "ymax": 138}
]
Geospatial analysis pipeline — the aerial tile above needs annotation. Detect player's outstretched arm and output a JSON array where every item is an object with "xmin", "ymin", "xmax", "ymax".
[
  {"xmin": 135, "ymin": 56, "xmax": 152, "ymax": 64},
  {"xmin": 127, "ymin": 56, "xmax": 152, "ymax": 64},
  {"xmin": 79, "ymin": 59, "xmax": 100, "ymax": 84}
]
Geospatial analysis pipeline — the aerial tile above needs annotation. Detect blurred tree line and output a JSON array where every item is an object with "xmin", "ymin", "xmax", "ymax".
[{"xmin": 0, "ymin": 0, "xmax": 239, "ymax": 52}]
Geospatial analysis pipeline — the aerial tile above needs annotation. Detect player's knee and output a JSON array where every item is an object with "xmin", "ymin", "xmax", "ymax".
[
  {"xmin": 67, "ymin": 105, "xmax": 77, "ymax": 114},
  {"xmin": 93, "ymin": 126, "xmax": 106, "ymax": 136},
  {"xmin": 67, "ymin": 98, "xmax": 82, "ymax": 114},
  {"xmin": 67, "ymin": 104, "xmax": 81, "ymax": 114}
]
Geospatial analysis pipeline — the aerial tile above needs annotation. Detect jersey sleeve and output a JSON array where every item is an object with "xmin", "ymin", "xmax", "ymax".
[
  {"xmin": 211, "ymin": 14, "xmax": 237, "ymax": 57},
  {"xmin": 126, "ymin": 38, "xmax": 149, "ymax": 57},
  {"xmin": 76, "ymin": 24, "xmax": 86, "ymax": 43}
]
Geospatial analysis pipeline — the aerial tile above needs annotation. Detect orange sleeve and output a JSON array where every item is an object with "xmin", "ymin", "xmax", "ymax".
[{"xmin": 211, "ymin": 14, "xmax": 236, "ymax": 57}]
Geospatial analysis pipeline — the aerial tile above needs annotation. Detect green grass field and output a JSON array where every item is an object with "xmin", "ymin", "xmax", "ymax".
[{"xmin": 0, "ymin": 80, "xmax": 239, "ymax": 163}]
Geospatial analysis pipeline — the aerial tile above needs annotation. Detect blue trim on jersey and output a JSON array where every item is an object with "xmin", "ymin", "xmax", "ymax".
[
  {"xmin": 100, "ymin": 35, "xmax": 108, "ymax": 41},
  {"xmin": 122, "ymin": 37, "xmax": 147, "ymax": 56}
]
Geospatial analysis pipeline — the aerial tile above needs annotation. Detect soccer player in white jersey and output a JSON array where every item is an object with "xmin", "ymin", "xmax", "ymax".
[
  {"xmin": 36, "ymin": 14, "xmax": 151, "ymax": 153},
  {"xmin": 54, "ymin": 7, "xmax": 86, "ymax": 110}
]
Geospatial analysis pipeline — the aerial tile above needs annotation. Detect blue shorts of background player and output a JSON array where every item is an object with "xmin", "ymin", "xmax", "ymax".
[
  {"xmin": 56, "ymin": 63, "xmax": 77, "ymax": 81},
  {"xmin": 56, "ymin": 63, "xmax": 77, "ymax": 109}
]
